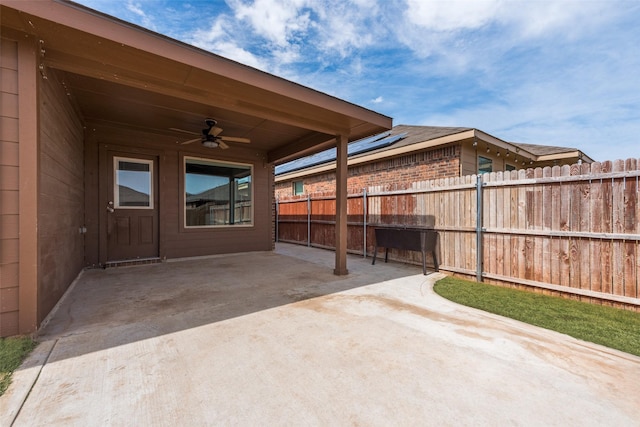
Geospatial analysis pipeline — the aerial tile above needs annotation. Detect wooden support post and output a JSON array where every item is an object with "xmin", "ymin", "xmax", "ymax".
[{"xmin": 334, "ymin": 134, "xmax": 348, "ymax": 275}]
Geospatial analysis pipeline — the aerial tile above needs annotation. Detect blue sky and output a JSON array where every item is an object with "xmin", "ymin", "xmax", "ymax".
[{"xmin": 75, "ymin": 0, "xmax": 640, "ymax": 162}]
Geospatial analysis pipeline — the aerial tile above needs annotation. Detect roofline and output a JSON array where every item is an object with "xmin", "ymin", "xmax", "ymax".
[
  {"xmin": 537, "ymin": 150, "xmax": 594, "ymax": 163},
  {"xmin": 275, "ymin": 129, "xmax": 475, "ymax": 181},
  {"xmin": 275, "ymin": 128, "xmax": 537, "ymax": 181},
  {"xmin": 274, "ymin": 126, "xmax": 594, "ymax": 181},
  {"xmin": 3, "ymin": 0, "xmax": 391, "ymax": 129}
]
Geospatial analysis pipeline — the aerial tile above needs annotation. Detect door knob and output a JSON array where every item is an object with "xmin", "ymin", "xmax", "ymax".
[{"xmin": 107, "ymin": 201, "xmax": 114, "ymax": 213}]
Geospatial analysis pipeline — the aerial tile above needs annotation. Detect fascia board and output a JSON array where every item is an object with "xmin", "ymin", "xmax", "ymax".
[
  {"xmin": 474, "ymin": 130, "xmax": 538, "ymax": 159},
  {"xmin": 537, "ymin": 151, "xmax": 582, "ymax": 161}
]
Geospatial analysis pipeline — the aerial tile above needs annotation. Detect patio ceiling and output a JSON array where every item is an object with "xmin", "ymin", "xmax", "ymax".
[{"xmin": 1, "ymin": 0, "xmax": 391, "ymax": 163}]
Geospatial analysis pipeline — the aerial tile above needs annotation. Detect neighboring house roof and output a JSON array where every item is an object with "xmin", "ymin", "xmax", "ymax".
[
  {"xmin": 379, "ymin": 125, "xmax": 472, "ymax": 149},
  {"xmin": 186, "ymin": 184, "xmax": 250, "ymax": 205},
  {"xmin": 118, "ymin": 186, "xmax": 150, "ymax": 205},
  {"xmin": 276, "ymin": 131, "xmax": 406, "ymax": 175},
  {"xmin": 511, "ymin": 142, "xmax": 592, "ymax": 161},
  {"xmin": 275, "ymin": 125, "xmax": 593, "ymax": 179},
  {"xmin": 275, "ymin": 125, "xmax": 475, "ymax": 175}
]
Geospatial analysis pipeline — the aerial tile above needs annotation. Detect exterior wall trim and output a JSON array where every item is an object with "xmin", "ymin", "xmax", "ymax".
[{"xmin": 18, "ymin": 34, "xmax": 39, "ymax": 334}]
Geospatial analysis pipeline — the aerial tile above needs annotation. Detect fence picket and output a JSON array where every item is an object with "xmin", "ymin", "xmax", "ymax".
[
  {"xmin": 612, "ymin": 160, "xmax": 625, "ymax": 297},
  {"xmin": 550, "ymin": 166, "xmax": 562, "ymax": 290},
  {"xmin": 533, "ymin": 167, "xmax": 544, "ymax": 283},
  {"xmin": 599, "ymin": 161, "xmax": 613, "ymax": 295},
  {"xmin": 590, "ymin": 162, "xmax": 603, "ymax": 293},
  {"xmin": 624, "ymin": 159, "xmax": 638, "ymax": 298},
  {"xmin": 636, "ymin": 159, "xmax": 640, "ymax": 299},
  {"xmin": 579, "ymin": 163, "xmax": 592, "ymax": 295},
  {"xmin": 541, "ymin": 167, "xmax": 553, "ymax": 285}
]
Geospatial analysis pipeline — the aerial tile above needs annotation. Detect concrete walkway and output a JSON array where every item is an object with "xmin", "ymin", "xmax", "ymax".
[{"xmin": 2, "ymin": 244, "xmax": 639, "ymax": 426}]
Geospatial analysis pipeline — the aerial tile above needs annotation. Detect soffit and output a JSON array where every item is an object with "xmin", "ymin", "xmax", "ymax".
[{"xmin": 1, "ymin": 1, "xmax": 391, "ymax": 162}]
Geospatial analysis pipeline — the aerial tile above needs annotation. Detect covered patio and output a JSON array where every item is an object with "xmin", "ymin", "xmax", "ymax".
[
  {"xmin": 2, "ymin": 243, "xmax": 639, "ymax": 425},
  {"xmin": 1, "ymin": 0, "xmax": 391, "ymax": 336}
]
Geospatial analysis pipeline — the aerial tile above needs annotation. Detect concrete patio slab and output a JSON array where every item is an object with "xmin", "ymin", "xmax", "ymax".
[{"xmin": 2, "ymin": 243, "xmax": 639, "ymax": 426}]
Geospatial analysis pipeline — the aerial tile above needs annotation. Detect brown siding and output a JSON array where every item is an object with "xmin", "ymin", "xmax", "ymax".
[
  {"xmin": 463, "ymin": 143, "xmax": 524, "ymax": 175},
  {"xmin": 83, "ymin": 130, "xmax": 273, "ymax": 265},
  {"xmin": 37, "ymin": 69, "xmax": 85, "ymax": 322},
  {"xmin": 460, "ymin": 144, "xmax": 477, "ymax": 176},
  {"xmin": 162, "ymin": 151, "xmax": 273, "ymax": 258},
  {"xmin": 83, "ymin": 132, "xmax": 100, "ymax": 266},
  {"xmin": 0, "ymin": 37, "xmax": 20, "ymax": 336}
]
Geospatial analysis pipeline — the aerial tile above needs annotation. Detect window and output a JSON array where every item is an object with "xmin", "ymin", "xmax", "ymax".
[
  {"xmin": 184, "ymin": 157, "xmax": 252, "ymax": 227},
  {"xmin": 478, "ymin": 156, "xmax": 492, "ymax": 174},
  {"xmin": 505, "ymin": 164, "xmax": 516, "ymax": 172},
  {"xmin": 114, "ymin": 157, "xmax": 153, "ymax": 209},
  {"xmin": 293, "ymin": 180, "xmax": 304, "ymax": 195}
]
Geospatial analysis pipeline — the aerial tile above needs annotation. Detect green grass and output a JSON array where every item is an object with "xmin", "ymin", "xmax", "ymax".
[
  {"xmin": 433, "ymin": 276, "xmax": 640, "ymax": 357},
  {"xmin": 0, "ymin": 337, "xmax": 37, "ymax": 396}
]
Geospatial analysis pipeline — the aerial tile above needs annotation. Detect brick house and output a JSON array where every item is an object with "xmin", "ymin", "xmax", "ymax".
[{"xmin": 275, "ymin": 125, "xmax": 593, "ymax": 197}]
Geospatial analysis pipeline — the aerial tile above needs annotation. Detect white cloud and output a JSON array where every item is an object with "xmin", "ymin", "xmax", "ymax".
[
  {"xmin": 230, "ymin": 0, "xmax": 311, "ymax": 47},
  {"xmin": 405, "ymin": 0, "xmax": 500, "ymax": 32},
  {"xmin": 399, "ymin": 0, "xmax": 617, "ymax": 69},
  {"xmin": 404, "ymin": 0, "xmax": 610, "ymax": 37},
  {"xmin": 371, "ymin": 96, "xmax": 383, "ymax": 104},
  {"xmin": 187, "ymin": 15, "xmax": 267, "ymax": 71},
  {"xmin": 184, "ymin": 0, "xmax": 392, "ymax": 79},
  {"xmin": 309, "ymin": 1, "xmax": 381, "ymax": 58}
]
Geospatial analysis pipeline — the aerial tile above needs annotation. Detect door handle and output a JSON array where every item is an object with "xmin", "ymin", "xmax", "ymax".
[{"xmin": 107, "ymin": 201, "xmax": 114, "ymax": 213}]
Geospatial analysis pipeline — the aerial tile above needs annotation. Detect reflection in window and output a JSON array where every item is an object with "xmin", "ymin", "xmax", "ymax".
[
  {"xmin": 115, "ymin": 158, "xmax": 152, "ymax": 208},
  {"xmin": 478, "ymin": 156, "xmax": 493, "ymax": 174},
  {"xmin": 185, "ymin": 158, "xmax": 252, "ymax": 227}
]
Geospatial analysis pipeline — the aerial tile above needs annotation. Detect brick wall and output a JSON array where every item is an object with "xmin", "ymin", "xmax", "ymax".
[{"xmin": 275, "ymin": 145, "xmax": 460, "ymax": 198}]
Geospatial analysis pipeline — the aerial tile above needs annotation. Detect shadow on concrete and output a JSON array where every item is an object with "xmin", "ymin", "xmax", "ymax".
[{"xmin": 37, "ymin": 243, "xmax": 425, "ymax": 362}]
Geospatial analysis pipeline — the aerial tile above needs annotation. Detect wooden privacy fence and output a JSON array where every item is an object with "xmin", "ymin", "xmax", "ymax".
[{"xmin": 276, "ymin": 159, "xmax": 640, "ymax": 309}]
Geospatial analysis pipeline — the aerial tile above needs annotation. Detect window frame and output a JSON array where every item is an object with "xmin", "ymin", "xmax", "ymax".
[
  {"xmin": 292, "ymin": 180, "xmax": 304, "ymax": 196},
  {"xmin": 113, "ymin": 156, "xmax": 154, "ymax": 210},
  {"xmin": 183, "ymin": 156, "xmax": 254, "ymax": 229},
  {"xmin": 478, "ymin": 156, "xmax": 493, "ymax": 174}
]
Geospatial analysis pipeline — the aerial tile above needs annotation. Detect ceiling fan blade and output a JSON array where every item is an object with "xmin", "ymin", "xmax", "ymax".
[
  {"xmin": 218, "ymin": 140, "xmax": 229, "ymax": 150},
  {"xmin": 180, "ymin": 137, "xmax": 201, "ymax": 145},
  {"xmin": 209, "ymin": 126, "xmax": 224, "ymax": 137},
  {"xmin": 219, "ymin": 136, "xmax": 251, "ymax": 144}
]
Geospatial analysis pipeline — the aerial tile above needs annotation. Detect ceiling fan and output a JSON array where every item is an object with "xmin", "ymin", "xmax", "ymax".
[{"xmin": 173, "ymin": 118, "xmax": 251, "ymax": 149}]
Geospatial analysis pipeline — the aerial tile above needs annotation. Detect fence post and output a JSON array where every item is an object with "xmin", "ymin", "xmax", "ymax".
[
  {"xmin": 275, "ymin": 198, "xmax": 279, "ymax": 243},
  {"xmin": 363, "ymin": 188, "xmax": 367, "ymax": 258},
  {"xmin": 307, "ymin": 194, "xmax": 311, "ymax": 247},
  {"xmin": 476, "ymin": 174, "xmax": 484, "ymax": 282}
]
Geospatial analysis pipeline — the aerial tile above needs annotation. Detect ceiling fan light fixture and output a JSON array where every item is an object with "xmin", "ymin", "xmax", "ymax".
[{"xmin": 202, "ymin": 139, "xmax": 219, "ymax": 148}]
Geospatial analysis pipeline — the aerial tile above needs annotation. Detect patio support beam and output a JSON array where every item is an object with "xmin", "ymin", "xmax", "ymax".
[{"xmin": 334, "ymin": 134, "xmax": 348, "ymax": 275}]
